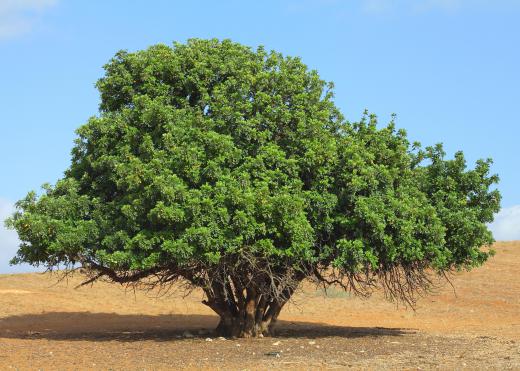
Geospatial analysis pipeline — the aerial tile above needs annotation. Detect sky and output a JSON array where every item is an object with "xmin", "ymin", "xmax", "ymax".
[{"xmin": 0, "ymin": 0, "xmax": 519, "ymax": 272}]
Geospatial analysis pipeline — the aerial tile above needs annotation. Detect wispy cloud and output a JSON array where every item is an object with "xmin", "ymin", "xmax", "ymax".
[
  {"xmin": 360, "ymin": 0, "xmax": 517, "ymax": 13},
  {"xmin": 0, "ymin": 198, "xmax": 40, "ymax": 273},
  {"xmin": 489, "ymin": 205, "xmax": 520, "ymax": 241},
  {"xmin": 0, "ymin": 0, "xmax": 58, "ymax": 40}
]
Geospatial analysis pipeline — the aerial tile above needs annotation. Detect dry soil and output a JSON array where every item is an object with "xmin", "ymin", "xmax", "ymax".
[{"xmin": 0, "ymin": 241, "xmax": 519, "ymax": 370}]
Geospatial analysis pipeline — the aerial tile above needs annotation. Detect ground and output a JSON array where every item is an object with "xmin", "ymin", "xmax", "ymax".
[{"xmin": 0, "ymin": 242, "xmax": 519, "ymax": 370}]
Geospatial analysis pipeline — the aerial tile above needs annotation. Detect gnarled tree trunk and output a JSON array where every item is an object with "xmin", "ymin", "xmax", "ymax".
[
  {"xmin": 202, "ymin": 280, "xmax": 296, "ymax": 338},
  {"xmin": 213, "ymin": 299, "xmax": 283, "ymax": 337}
]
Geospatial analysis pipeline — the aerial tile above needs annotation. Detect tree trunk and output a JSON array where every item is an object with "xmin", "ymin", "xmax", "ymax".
[
  {"xmin": 202, "ymin": 284, "xmax": 291, "ymax": 338},
  {"xmin": 213, "ymin": 300, "xmax": 283, "ymax": 338},
  {"xmin": 200, "ymin": 272, "xmax": 301, "ymax": 338}
]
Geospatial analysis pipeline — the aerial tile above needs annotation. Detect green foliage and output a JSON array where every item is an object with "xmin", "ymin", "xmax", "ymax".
[{"xmin": 6, "ymin": 39, "xmax": 500, "ymax": 289}]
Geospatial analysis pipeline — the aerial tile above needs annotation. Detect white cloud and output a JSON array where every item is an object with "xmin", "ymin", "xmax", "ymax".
[
  {"xmin": 360, "ymin": 0, "xmax": 517, "ymax": 13},
  {"xmin": 361, "ymin": 0, "xmax": 388, "ymax": 12},
  {"xmin": 0, "ymin": 198, "xmax": 40, "ymax": 273},
  {"xmin": 488, "ymin": 205, "xmax": 520, "ymax": 241},
  {"xmin": 0, "ymin": 0, "xmax": 57, "ymax": 40},
  {"xmin": 413, "ymin": 0, "xmax": 463, "ymax": 12}
]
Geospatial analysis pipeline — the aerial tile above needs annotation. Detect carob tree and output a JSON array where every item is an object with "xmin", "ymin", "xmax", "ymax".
[{"xmin": 6, "ymin": 39, "xmax": 500, "ymax": 338}]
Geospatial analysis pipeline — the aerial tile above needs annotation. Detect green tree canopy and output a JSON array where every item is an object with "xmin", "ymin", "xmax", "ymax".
[{"xmin": 6, "ymin": 39, "xmax": 500, "ymax": 337}]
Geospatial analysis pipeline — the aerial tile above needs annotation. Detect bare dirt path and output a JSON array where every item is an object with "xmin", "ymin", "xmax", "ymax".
[{"xmin": 0, "ymin": 242, "xmax": 519, "ymax": 370}]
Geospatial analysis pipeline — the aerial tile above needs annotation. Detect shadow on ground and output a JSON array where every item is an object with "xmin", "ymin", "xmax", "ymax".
[{"xmin": 0, "ymin": 312, "xmax": 415, "ymax": 341}]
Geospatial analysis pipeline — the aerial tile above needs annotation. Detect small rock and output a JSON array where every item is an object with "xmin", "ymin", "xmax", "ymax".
[
  {"xmin": 258, "ymin": 334, "xmax": 264, "ymax": 338},
  {"xmin": 218, "ymin": 336, "xmax": 226, "ymax": 341},
  {"xmin": 308, "ymin": 341, "xmax": 316, "ymax": 345},
  {"xmin": 236, "ymin": 343, "xmax": 241, "ymax": 347},
  {"xmin": 182, "ymin": 331, "xmax": 194, "ymax": 338},
  {"xmin": 272, "ymin": 341, "xmax": 281, "ymax": 346},
  {"xmin": 265, "ymin": 351, "xmax": 281, "ymax": 358},
  {"xmin": 205, "ymin": 338, "xmax": 213, "ymax": 342}
]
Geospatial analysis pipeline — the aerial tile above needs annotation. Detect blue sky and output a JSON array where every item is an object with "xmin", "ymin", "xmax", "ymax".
[{"xmin": 1, "ymin": 0, "xmax": 519, "ymax": 272}]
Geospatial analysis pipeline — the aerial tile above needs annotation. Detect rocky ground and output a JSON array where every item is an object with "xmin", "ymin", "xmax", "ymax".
[{"xmin": 1, "ymin": 241, "xmax": 519, "ymax": 370}]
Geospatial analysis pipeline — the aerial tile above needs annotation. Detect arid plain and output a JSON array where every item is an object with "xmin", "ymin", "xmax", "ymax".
[{"xmin": 1, "ymin": 241, "xmax": 519, "ymax": 370}]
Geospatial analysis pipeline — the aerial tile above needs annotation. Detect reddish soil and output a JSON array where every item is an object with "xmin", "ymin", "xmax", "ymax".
[{"xmin": 1, "ymin": 241, "xmax": 519, "ymax": 370}]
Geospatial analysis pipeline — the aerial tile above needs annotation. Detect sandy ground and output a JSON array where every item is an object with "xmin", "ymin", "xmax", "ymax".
[{"xmin": 0, "ymin": 241, "xmax": 519, "ymax": 370}]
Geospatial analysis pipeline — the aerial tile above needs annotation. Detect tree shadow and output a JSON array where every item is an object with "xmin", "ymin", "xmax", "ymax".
[{"xmin": 0, "ymin": 312, "xmax": 415, "ymax": 341}]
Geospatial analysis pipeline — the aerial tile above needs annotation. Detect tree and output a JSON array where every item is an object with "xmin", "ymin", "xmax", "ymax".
[{"xmin": 6, "ymin": 39, "xmax": 500, "ymax": 338}]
